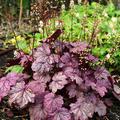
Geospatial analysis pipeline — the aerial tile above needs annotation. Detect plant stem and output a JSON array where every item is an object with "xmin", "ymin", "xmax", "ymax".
[{"xmin": 19, "ymin": 0, "xmax": 23, "ymax": 30}]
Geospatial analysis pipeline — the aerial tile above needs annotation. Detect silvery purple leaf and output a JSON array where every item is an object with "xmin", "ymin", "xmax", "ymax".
[
  {"xmin": 70, "ymin": 42, "xmax": 88, "ymax": 53},
  {"xmin": 44, "ymin": 93, "xmax": 63, "ymax": 114},
  {"xmin": 9, "ymin": 81, "xmax": 35, "ymax": 108},
  {"xmin": 67, "ymin": 84, "xmax": 86, "ymax": 98},
  {"xmin": 64, "ymin": 67, "xmax": 83, "ymax": 85},
  {"xmin": 27, "ymin": 80, "xmax": 46, "ymax": 95},
  {"xmin": 49, "ymin": 108, "xmax": 71, "ymax": 120},
  {"xmin": 85, "ymin": 80, "xmax": 107, "ymax": 97},
  {"xmin": 32, "ymin": 43, "xmax": 57, "ymax": 73},
  {"xmin": 0, "ymin": 73, "xmax": 18, "ymax": 100},
  {"xmin": 95, "ymin": 100, "xmax": 106, "ymax": 116},
  {"xmin": 70, "ymin": 97, "xmax": 95, "ymax": 120},
  {"xmin": 67, "ymin": 84, "xmax": 77, "ymax": 98},
  {"xmin": 60, "ymin": 53, "xmax": 78, "ymax": 68},
  {"xmin": 32, "ymin": 57, "xmax": 53, "ymax": 73},
  {"xmin": 34, "ymin": 43, "xmax": 51, "ymax": 59},
  {"xmin": 0, "ymin": 77, "xmax": 11, "ymax": 99},
  {"xmin": 49, "ymin": 72, "xmax": 68, "ymax": 93},
  {"xmin": 29, "ymin": 102, "xmax": 46, "ymax": 120},
  {"xmin": 29, "ymin": 92, "xmax": 49, "ymax": 120},
  {"xmin": 94, "ymin": 67, "xmax": 110, "ymax": 82},
  {"xmin": 33, "ymin": 72, "xmax": 51, "ymax": 83},
  {"xmin": 85, "ymin": 54, "xmax": 98, "ymax": 62}
]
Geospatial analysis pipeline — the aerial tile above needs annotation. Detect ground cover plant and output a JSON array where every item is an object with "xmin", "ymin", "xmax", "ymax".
[{"xmin": 0, "ymin": 29, "xmax": 120, "ymax": 120}]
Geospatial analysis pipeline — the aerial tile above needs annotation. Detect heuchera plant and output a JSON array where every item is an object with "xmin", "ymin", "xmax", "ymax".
[{"xmin": 0, "ymin": 29, "xmax": 120, "ymax": 120}]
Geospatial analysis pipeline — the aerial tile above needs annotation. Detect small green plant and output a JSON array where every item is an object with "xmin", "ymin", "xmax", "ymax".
[{"xmin": 5, "ymin": 65, "xmax": 24, "ymax": 73}]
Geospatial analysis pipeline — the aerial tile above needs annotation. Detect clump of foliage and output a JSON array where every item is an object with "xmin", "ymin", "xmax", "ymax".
[{"xmin": 0, "ymin": 29, "xmax": 120, "ymax": 120}]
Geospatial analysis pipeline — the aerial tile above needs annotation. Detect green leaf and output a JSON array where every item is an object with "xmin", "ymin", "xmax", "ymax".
[{"xmin": 5, "ymin": 65, "xmax": 24, "ymax": 73}]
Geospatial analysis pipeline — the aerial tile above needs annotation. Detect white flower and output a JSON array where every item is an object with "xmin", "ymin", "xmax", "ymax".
[
  {"xmin": 106, "ymin": 54, "xmax": 110, "ymax": 60},
  {"xmin": 78, "ymin": 0, "xmax": 81, "ymax": 4},
  {"xmin": 55, "ymin": 21, "xmax": 59, "ymax": 27},
  {"xmin": 75, "ymin": 13, "xmax": 79, "ymax": 18},
  {"xmin": 111, "ymin": 17, "xmax": 117, "ymax": 23},
  {"xmin": 39, "ymin": 21, "xmax": 44, "ymax": 27},
  {"xmin": 55, "ymin": 20, "xmax": 63, "ymax": 28},
  {"xmin": 14, "ymin": 51, "xmax": 18, "ymax": 57},
  {"xmin": 61, "ymin": 4, "xmax": 65, "ymax": 10},
  {"xmin": 102, "ymin": 11, "xmax": 108, "ymax": 17},
  {"xmin": 38, "ymin": 28, "xmax": 43, "ymax": 33},
  {"xmin": 70, "ymin": 0, "xmax": 74, "ymax": 8}
]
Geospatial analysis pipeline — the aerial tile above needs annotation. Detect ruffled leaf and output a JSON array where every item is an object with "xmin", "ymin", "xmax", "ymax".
[
  {"xmin": 29, "ymin": 103, "xmax": 46, "ymax": 120},
  {"xmin": 33, "ymin": 72, "xmax": 51, "ymax": 83},
  {"xmin": 60, "ymin": 53, "xmax": 78, "ymax": 68},
  {"xmin": 95, "ymin": 100, "xmax": 106, "ymax": 116},
  {"xmin": 29, "ymin": 93, "xmax": 48, "ymax": 120},
  {"xmin": 49, "ymin": 108, "xmax": 71, "ymax": 120},
  {"xmin": 44, "ymin": 93, "xmax": 63, "ymax": 114},
  {"xmin": 49, "ymin": 72, "xmax": 68, "ymax": 93},
  {"xmin": 64, "ymin": 67, "xmax": 83, "ymax": 85},
  {"xmin": 9, "ymin": 81, "xmax": 35, "ymax": 108},
  {"xmin": 32, "ymin": 43, "xmax": 55, "ymax": 73},
  {"xmin": 70, "ymin": 97, "xmax": 95, "ymax": 120},
  {"xmin": 27, "ymin": 80, "xmax": 46, "ymax": 95},
  {"xmin": 0, "ymin": 73, "xmax": 20, "ymax": 100},
  {"xmin": 70, "ymin": 42, "xmax": 88, "ymax": 53}
]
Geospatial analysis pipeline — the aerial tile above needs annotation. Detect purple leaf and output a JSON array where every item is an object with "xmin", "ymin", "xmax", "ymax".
[
  {"xmin": 49, "ymin": 108, "xmax": 71, "ymax": 120},
  {"xmin": 67, "ymin": 84, "xmax": 86, "ymax": 99},
  {"xmin": 85, "ymin": 54, "xmax": 98, "ymax": 62},
  {"xmin": 33, "ymin": 72, "xmax": 51, "ymax": 83},
  {"xmin": 95, "ymin": 86, "xmax": 107, "ymax": 97},
  {"xmin": 49, "ymin": 72, "xmax": 68, "ymax": 93},
  {"xmin": 0, "ymin": 77, "xmax": 11, "ymax": 99},
  {"xmin": 95, "ymin": 100, "xmax": 106, "ymax": 116},
  {"xmin": 9, "ymin": 81, "xmax": 35, "ymax": 108},
  {"xmin": 29, "ymin": 102, "xmax": 46, "ymax": 120},
  {"xmin": 6, "ymin": 73, "xmax": 29, "ymax": 82},
  {"xmin": 67, "ymin": 84, "xmax": 77, "ymax": 98},
  {"xmin": 32, "ymin": 43, "xmax": 55, "ymax": 73},
  {"xmin": 27, "ymin": 80, "xmax": 46, "ymax": 95},
  {"xmin": 52, "ymin": 40, "xmax": 65, "ymax": 54},
  {"xmin": 0, "ymin": 73, "xmax": 18, "ymax": 100},
  {"xmin": 16, "ymin": 51, "xmax": 33, "ymax": 66},
  {"xmin": 32, "ymin": 58, "xmax": 53, "ymax": 73},
  {"xmin": 33, "ymin": 43, "xmax": 51, "ymax": 59},
  {"xmin": 44, "ymin": 93, "xmax": 63, "ymax": 114},
  {"xmin": 94, "ymin": 67, "xmax": 111, "ymax": 84},
  {"xmin": 70, "ymin": 97, "xmax": 95, "ymax": 120},
  {"xmin": 60, "ymin": 53, "xmax": 78, "ymax": 68},
  {"xmin": 6, "ymin": 73, "xmax": 19, "ymax": 85},
  {"xmin": 64, "ymin": 67, "xmax": 83, "ymax": 85},
  {"xmin": 70, "ymin": 42, "xmax": 88, "ymax": 53},
  {"xmin": 85, "ymin": 80, "xmax": 107, "ymax": 97},
  {"xmin": 29, "ymin": 92, "xmax": 49, "ymax": 120},
  {"xmin": 29, "ymin": 104, "xmax": 46, "ymax": 120}
]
